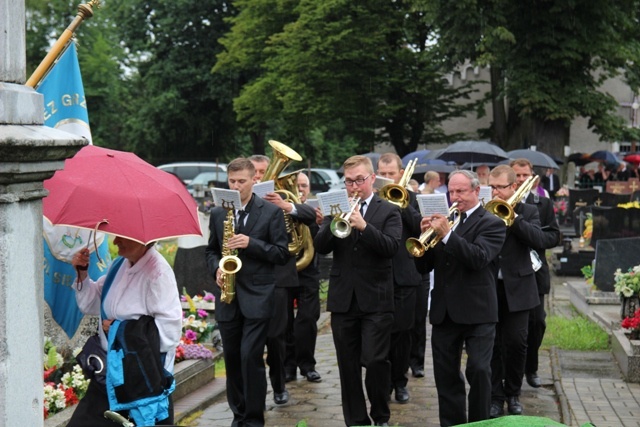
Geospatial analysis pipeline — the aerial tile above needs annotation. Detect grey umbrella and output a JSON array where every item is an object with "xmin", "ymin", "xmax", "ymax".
[
  {"xmin": 507, "ymin": 149, "xmax": 560, "ymax": 169},
  {"xmin": 435, "ymin": 141, "xmax": 509, "ymax": 165}
]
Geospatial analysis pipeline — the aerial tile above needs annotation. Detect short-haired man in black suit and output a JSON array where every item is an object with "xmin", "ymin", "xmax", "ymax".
[
  {"xmin": 205, "ymin": 158, "xmax": 290, "ymax": 426},
  {"xmin": 415, "ymin": 170, "xmax": 506, "ymax": 427},
  {"xmin": 488, "ymin": 165, "xmax": 546, "ymax": 418},
  {"xmin": 510, "ymin": 159, "xmax": 561, "ymax": 389},
  {"xmin": 376, "ymin": 153, "xmax": 422, "ymax": 404},
  {"xmin": 315, "ymin": 155, "xmax": 402, "ymax": 427}
]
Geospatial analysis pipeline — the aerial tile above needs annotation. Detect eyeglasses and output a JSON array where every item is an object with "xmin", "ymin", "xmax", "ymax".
[
  {"xmin": 344, "ymin": 174, "xmax": 371, "ymax": 186},
  {"xmin": 490, "ymin": 183, "xmax": 513, "ymax": 191}
]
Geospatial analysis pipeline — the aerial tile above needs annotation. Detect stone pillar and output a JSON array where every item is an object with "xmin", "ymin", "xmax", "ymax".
[{"xmin": 0, "ymin": 1, "xmax": 85, "ymax": 425}]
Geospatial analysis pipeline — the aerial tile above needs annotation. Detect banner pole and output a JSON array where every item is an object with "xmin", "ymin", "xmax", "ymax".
[{"xmin": 25, "ymin": 0, "xmax": 100, "ymax": 88}]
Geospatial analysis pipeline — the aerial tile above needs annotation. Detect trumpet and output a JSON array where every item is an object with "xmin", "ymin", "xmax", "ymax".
[
  {"xmin": 379, "ymin": 158, "xmax": 417, "ymax": 209},
  {"xmin": 485, "ymin": 175, "xmax": 539, "ymax": 226},
  {"xmin": 330, "ymin": 193, "xmax": 362, "ymax": 239},
  {"xmin": 405, "ymin": 203, "xmax": 460, "ymax": 257}
]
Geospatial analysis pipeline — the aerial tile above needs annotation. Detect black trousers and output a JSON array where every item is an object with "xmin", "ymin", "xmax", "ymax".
[
  {"xmin": 431, "ymin": 315, "xmax": 496, "ymax": 427},
  {"xmin": 491, "ymin": 280, "xmax": 530, "ymax": 401},
  {"xmin": 266, "ymin": 287, "xmax": 289, "ymax": 394},
  {"xmin": 409, "ymin": 276, "xmax": 429, "ymax": 373},
  {"xmin": 219, "ymin": 315, "xmax": 270, "ymax": 427},
  {"xmin": 389, "ymin": 286, "xmax": 416, "ymax": 388},
  {"xmin": 67, "ymin": 375, "xmax": 174, "ymax": 427},
  {"xmin": 331, "ymin": 297, "xmax": 394, "ymax": 426},
  {"xmin": 525, "ymin": 294, "xmax": 547, "ymax": 374},
  {"xmin": 284, "ymin": 279, "xmax": 321, "ymax": 375}
]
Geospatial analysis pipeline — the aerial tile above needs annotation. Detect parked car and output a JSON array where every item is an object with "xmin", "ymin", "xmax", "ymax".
[
  {"xmin": 187, "ymin": 171, "xmax": 229, "ymax": 197},
  {"xmin": 308, "ymin": 168, "xmax": 343, "ymax": 192},
  {"xmin": 300, "ymin": 170, "xmax": 330, "ymax": 194},
  {"xmin": 157, "ymin": 162, "xmax": 227, "ymax": 185}
]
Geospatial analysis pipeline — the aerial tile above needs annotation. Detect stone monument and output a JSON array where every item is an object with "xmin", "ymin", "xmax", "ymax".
[{"xmin": 0, "ymin": 1, "xmax": 85, "ymax": 425}]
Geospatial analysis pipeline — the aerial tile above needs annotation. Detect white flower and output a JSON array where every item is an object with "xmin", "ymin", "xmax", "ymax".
[{"xmin": 622, "ymin": 286, "xmax": 635, "ymax": 297}]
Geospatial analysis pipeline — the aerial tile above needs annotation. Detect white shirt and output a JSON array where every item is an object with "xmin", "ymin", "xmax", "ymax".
[{"xmin": 74, "ymin": 247, "xmax": 183, "ymax": 371}]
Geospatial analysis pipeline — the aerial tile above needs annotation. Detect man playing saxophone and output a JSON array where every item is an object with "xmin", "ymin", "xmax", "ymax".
[{"xmin": 205, "ymin": 158, "xmax": 289, "ymax": 426}]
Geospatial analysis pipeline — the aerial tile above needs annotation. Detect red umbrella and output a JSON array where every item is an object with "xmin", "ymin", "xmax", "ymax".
[
  {"xmin": 43, "ymin": 145, "xmax": 202, "ymax": 245},
  {"xmin": 624, "ymin": 153, "xmax": 640, "ymax": 164}
]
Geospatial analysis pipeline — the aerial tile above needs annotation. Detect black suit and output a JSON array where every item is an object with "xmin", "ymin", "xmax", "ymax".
[
  {"xmin": 388, "ymin": 194, "xmax": 422, "ymax": 390},
  {"xmin": 315, "ymin": 194, "xmax": 401, "ymax": 426},
  {"xmin": 285, "ymin": 206, "xmax": 322, "ymax": 377},
  {"xmin": 541, "ymin": 173, "xmax": 560, "ymax": 199},
  {"xmin": 205, "ymin": 194, "xmax": 289, "ymax": 427},
  {"xmin": 524, "ymin": 193, "xmax": 560, "ymax": 376},
  {"xmin": 491, "ymin": 203, "xmax": 546, "ymax": 404},
  {"xmin": 266, "ymin": 203, "xmax": 317, "ymax": 394},
  {"xmin": 415, "ymin": 205, "xmax": 505, "ymax": 427}
]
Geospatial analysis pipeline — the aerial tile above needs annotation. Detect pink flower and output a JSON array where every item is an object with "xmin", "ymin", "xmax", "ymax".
[
  {"xmin": 197, "ymin": 309, "xmax": 208, "ymax": 318},
  {"xmin": 204, "ymin": 293, "xmax": 215, "ymax": 302},
  {"xmin": 185, "ymin": 330, "xmax": 198, "ymax": 341}
]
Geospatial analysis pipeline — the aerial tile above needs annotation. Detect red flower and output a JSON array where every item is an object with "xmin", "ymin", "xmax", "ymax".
[
  {"xmin": 44, "ymin": 366, "xmax": 57, "ymax": 381},
  {"xmin": 64, "ymin": 387, "xmax": 79, "ymax": 406}
]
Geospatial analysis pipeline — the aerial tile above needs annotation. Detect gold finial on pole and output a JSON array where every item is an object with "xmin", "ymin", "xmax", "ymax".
[{"xmin": 25, "ymin": 1, "xmax": 101, "ymax": 88}]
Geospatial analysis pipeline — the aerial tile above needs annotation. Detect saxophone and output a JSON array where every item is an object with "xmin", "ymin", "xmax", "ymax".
[{"xmin": 219, "ymin": 203, "xmax": 242, "ymax": 304}]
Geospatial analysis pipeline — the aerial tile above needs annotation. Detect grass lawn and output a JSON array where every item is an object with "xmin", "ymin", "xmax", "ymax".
[{"xmin": 542, "ymin": 313, "xmax": 610, "ymax": 351}]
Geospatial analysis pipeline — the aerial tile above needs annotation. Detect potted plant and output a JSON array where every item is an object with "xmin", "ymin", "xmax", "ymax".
[
  {"xmin": 614, "ymin": 266, "xmax": 640, "ymax": 319},
  {"xmin": 621, "ymin": 308, "xmax": 640, "ymax": 340}
]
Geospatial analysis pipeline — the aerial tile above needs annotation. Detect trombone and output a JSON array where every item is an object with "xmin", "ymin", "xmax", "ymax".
[
  {"xmin": 405, "ymin": 203, "xmax": 460, "ymax": 257},
  {"xmin": 379, "ymin": 158, "xmax": 417, "ymax": 209},
  {"xmin": 330, "ymin": 193, "xmax": 362, "ymax": 239},
  {"xmin": 484, "ymin": 175, "xmax": 539, "ymax": 226}
]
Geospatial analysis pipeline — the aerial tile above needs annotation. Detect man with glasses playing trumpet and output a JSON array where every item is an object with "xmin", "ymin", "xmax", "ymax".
[
  {"xmin": 315, "ymin": 155, "xmax": 401, "ymax": 427},
  {"xmin": 414, "ymin": 170, "xmax": 505, "ymax": 427},
  {"xmin": 376, "ymin": 153, "xmax": 422, "ymax": 404},
  {"xmin": 486, "ymin": 165, "xmax": 547, "ymax": 419}
]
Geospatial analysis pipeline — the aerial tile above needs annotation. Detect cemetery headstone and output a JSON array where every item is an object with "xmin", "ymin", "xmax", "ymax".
[
  {"xmin": 591, "ymin": 206, "xmax": 640, "ymax": 248},
  {"xmin": 569, "ymin": 188, "xmax": 599, "ymax": 215},
  {"xmin": 573, "ymin": 206, "xmax": 592, "ymax": 238},
  {"xmin": 594, "ymin": 237, "xmax": 640, "ymax": 292},
  {"xmin": 599, "ymin": 192, "xmax": 632, "ymax": 207}
]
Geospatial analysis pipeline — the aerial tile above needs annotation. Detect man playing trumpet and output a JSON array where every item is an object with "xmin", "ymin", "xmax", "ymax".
[
  {"xmin": 414, "ymin": 170, "xmax": 505, "ymax": 427},
  {"xmin": 315, "ymin": 155, "xmax": 401, "ymax": 426}
]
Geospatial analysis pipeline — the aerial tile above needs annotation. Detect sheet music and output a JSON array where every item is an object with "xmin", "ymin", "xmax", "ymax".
[
  {"xmin": 416, "ymin": 193, "xmax": 450, "ymax": 217},
  {"xmin": 253, "ymin": 180, "xmax": 275, "ymax": 198},
  {"xmin": 374, "ymin": 176, "xmax": 394, "ymax": 190},
  {"xmin": 316, "ymin": 189, "xmax": 351, "ymax": 216},
  {"xmin": 212, "ymin": 188, "xmax": 242, "ymax": 210},
  {"xmin": 479, "ymin": 186, "xmax": 493, "ymax": 206},
  {"xmin": 305, "ymin": 198, "xmax": 320, "ymax": 209}
]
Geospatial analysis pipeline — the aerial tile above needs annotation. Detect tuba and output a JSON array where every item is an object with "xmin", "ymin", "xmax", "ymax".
[
  {"xmin": 330, "ymin": 193, "xmax": 361, "ymax": 238},
  {"xmin": 379, "ymin": 158, "xmax": 417, "ymax": 209},
  {"xmin": 484, "ymin": 175, "xmax": 539, "ymax": 226},
  {"xmin": 262, "ymin": 140, "xmax": 315, "ymax": 271},
  {"xmin": 405, "ymin": 202, "xmax": 460, "ymax": 257},
  {"xmin": 219, "ymin": 202, "xmax": 242, "ymax": 303}
]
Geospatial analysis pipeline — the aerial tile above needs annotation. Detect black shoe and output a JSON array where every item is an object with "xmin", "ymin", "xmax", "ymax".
[
  {"xmin": 526, "ymin": 372, "xmax": 541, "ymax": 388},
  {"xmin": 490, "ymin": 401, "xmax": 504, "ymax": 418},
  {"xmin": 304, "ymin": 370, "xmax": 322, "ymax": 382},
  {"xmin": 285, "ymin": 371, "xmax": 296, "ymax": 383},
  {"xmin": 412, "ymin": 368, "xmax": 425, "ymax": 378},
  {"xmin": 507, "ymin": 395, "xmax": 523, "ymax": 415},
  {"xmin": 274, "ymin": 389, "xmax": 289, "ymax": 405},
  {"xmin": 394, "ymin": 386, "xmax": 410, "ymax": 404}
]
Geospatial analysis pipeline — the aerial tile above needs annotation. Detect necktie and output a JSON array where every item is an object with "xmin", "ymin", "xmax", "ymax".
[
  {"xmin": 360, "ymin": 201, "xmax": 366, "ymax": 217},
  {"xmin": 236, "ymin": 210, "xmax": 247, "ymax": 233},
  {"xmin": 460, "ymin": 212, "xmax": 467, "ymax": 223}
]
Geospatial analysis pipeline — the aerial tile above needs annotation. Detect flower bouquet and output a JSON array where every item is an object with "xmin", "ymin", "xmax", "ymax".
[
  {"xmin": 614, "ymin": 266, "xmax": 640, "ymax": 319},
  {"xmin": 621, "ymin": 308, "xmax": 640, "ymax": 340},
  {"xmin": 43, "ymin": 337, "xmax": 89, "ymax": 419},
  {"xmin": 553, "ymin": 198, "xmax": 568, "ymax": 224}
]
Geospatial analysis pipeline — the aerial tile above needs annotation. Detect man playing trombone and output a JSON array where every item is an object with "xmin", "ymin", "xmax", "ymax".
[
  {"xmin": 414, "ymin": 170, "xmax": 505, "ymax": 427},
  {"xmin": 314, "ymin": 155, "xmax": 401, "ymax": 427}
]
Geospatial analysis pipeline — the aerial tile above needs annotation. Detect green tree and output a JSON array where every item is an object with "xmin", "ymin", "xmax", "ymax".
[
  {"xmin": 106, "ymin": 0, "xmax": 239, "ymax": 164},
  {"xmin": 434, "ymin": 0, "xmax": 640, "ymax": 158}
]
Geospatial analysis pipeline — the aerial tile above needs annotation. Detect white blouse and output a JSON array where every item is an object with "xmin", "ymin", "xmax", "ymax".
[{"xmin": 74, "ymin": 247, "xmax": 183, "ymax": 371}]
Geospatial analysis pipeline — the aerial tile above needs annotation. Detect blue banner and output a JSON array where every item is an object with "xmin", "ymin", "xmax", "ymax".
[
  {"xmin": 37, "ymin": 41, "xmax": 92, "ymax": 143},
  {"xmin": 39, "ymin": 41, "xmax": 105, "ymax": 338}
]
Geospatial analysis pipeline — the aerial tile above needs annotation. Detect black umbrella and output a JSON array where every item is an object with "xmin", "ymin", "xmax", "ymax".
[
  {"xmin": 567, "ymin": 152, "xmax": 592, "ymax": 166},
  {"xmin": 507, "ymin": 149, "xmax": 560, "ymax": 169},
  {"xmin": 435, "ymin": 141, "xmax": 509, "ymax": 165}
]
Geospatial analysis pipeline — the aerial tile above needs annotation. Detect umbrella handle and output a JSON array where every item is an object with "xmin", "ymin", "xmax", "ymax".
[{"xmin": 75, "ymin": 220, "xmax": 109, "ymax": 290}]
